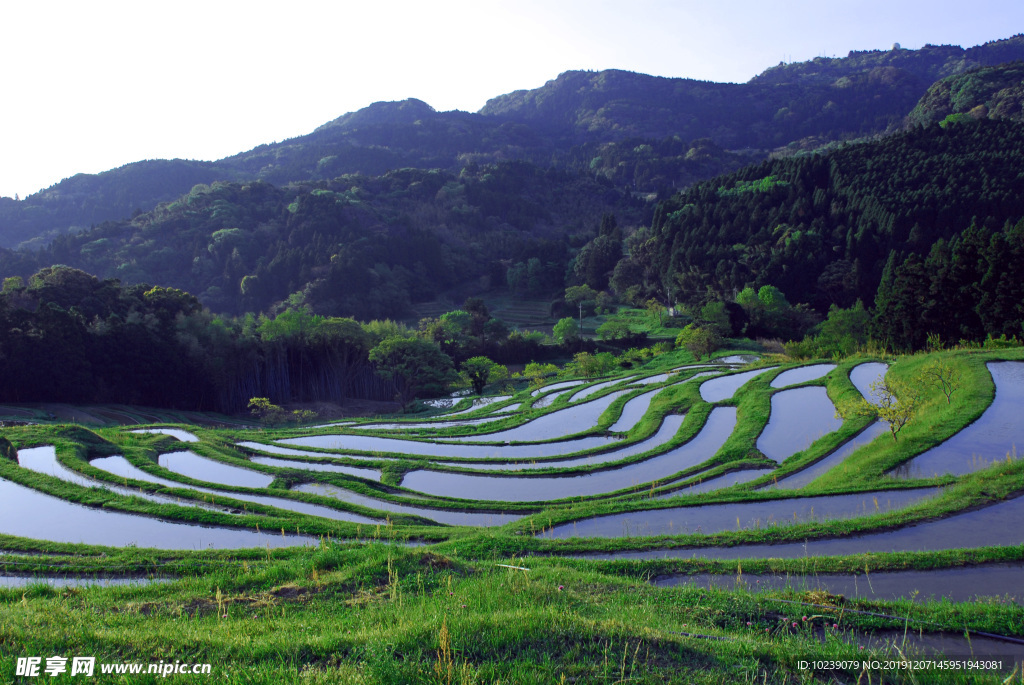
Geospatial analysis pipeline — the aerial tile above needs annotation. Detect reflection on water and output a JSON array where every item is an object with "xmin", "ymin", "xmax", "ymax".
[
  {"xmin": 451, "ymin": 390, "xmax": 631, "ymax": 443},
  {"xmin": 442, "ymin": 396, "xmax": 511, "ymax": 416},
  {"xmin": 579, "ymin": 492, "xmax": 1024, "ymax": 560},
  {"xmin": 17, "ymin": 447, "xmax": 235, "ymax": 514},
  {"xmin": 891, "ymin": 361, "xmax": 1024, "ymax": 478},
  {"xmin": 400, "ymin": 409, "xmax": 736, "ymax": 502},
  {"xmin": 278, "ymin": 432, "xmax": 620, "ymax": 460},
  {"xmin": 249, "ymin": 456, "xmax": 380, "ymax": 481},
  {"xmin": 237, "ymin": 442, "xmax": 389, "ymax": 462},
  {"xmin": 757, "ymin": 387, "xmax": 843, "ymax": 463},
  {"xmin": 0, "ymin": 575, "xmax": 170, "ymax": 588},
  {"xmin": 700, "ymin": 367, "xmax": 777, "ymax": 403},
  {"xmin": 130, "ymin": 428, "xmax": 199, "ymax": 443},
  {"xmin": 92, "ymin": 456, "xmax": 381, "ymax": 524},
  {"xmin": 654, "ymin": 564, "xmax": 1024, "ymax": 605},
  {"xmin": 767, "ymin": 423, "xmax": 888, "ymax": 490},
  {"xmin": 548, "ymin": 487, "xmax": 940, "ymax": 538},
  {"xmin": 0, "ymin": 476, "xmax": 313, "ymax": 550},
  {"xmin": 435, "ymin": 415, "xmax": 686, "ymax": 472},
  {"xmin": 292, "ymin": 483, "xmax": 525, "ymax": 527},
  {"xmin": 657, "ymin": 468, "xmax": 775, "ymax": 498},
  {"xmin": 530, "ymin": 380, "xmax": 585, "ymax": 397},
  {"xmin": 158, "ymin": 451, "xmax": 274, "ymax": 489},
  {"xmin": 715, "ymin": 355, "xmax": 760, "ymax": 364},
  {"xmin": 566, "ymin": 378, "xmax": 637, "ymax": 403},
  {"xmin": 769, "ymin": 364, "xmax": 836, "ymax": 389},
  {"xmin": 349, "ymin": 415, "xmax": 509, "ymax": 431},
  {"xmin": 608, "ymin": 388, "xmax": 663, "ymax": 432},
  {"xmin": 849, "ymin": 362, "xmax": 888, "ymax": 405}
]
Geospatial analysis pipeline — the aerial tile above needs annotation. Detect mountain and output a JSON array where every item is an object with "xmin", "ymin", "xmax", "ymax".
[
  {"xmin": 0, "ymin": 162, "xmax": 644, "ymax": 318},
  {"xmin": 481, "ymin": 35, "xmax": 1024, "ymax": 148},
  {"xmin": 610, "ymin": 117, "xmax": 1024, "ymax": 346},
  {"xmin": 3, "ymin": 35, "xmax": 1024, "ymax": 251},
  {"xmin": 906, "ymin": 61, "xmax": 1024, "ymax": 127}
]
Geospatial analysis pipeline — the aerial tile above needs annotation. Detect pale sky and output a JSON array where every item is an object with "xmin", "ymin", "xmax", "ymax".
[{"xmin": 1, "ymin": 0, "xmax": 1021, "ymax": 199}]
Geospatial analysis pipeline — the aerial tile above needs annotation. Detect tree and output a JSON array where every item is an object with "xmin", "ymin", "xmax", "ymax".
[
  {"xmin": 248, "ymin": 397, "xmax": 288, "ymax": 426},
  {"xmin": 552, "ymin": 317, "xmax": 580, "ymax": 344},
  {"xmin": 568, "ymin": 352, "xmax": 598, "ymax": 378},
  {"xmin": 565, "ymin": 285, "xmax": 598, "ymax": 331},
  {"xmin": 369, "ymin": 336, "xmax": 456, "ymax": 408},
  {"xmin": 596, "ymin": 318, "xmax": 632, "ymax": 341},
  {"xmin": 460, "ymin": 356, "xmax": 508, "ymax": 395},
  {"xmin": 675, "ymin": 324, "xmax": 722, "ymax": 361},
  {"xmin": 462, "ymin": 297, "xmax": 490, "ymax": 339},
  {"xmin": 0, "ymin": 434, "xmax": 14, "ymax": 462},
  {"xmin": 699, "ymin": 301, "xmax": 731, "ymax": 335},
  {"xmin": 522, "ymin": 362, "xmax": 558, "ymax": 388},
  {"xmin": 644, "ymin": 298, "xmax": 666, "ymax": 327},
  {"xmin": 922, "ymin": 359, "xmax": 962, "ymax": 404},
  {"xmin": 846, "ymin": 377, "xmax": 922, "ymax": 442}
]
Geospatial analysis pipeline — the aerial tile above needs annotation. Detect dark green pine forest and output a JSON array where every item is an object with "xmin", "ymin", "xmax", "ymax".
[{"xmin": 2, "ymin": 36, "xmax": 1024, "ymax": 412}]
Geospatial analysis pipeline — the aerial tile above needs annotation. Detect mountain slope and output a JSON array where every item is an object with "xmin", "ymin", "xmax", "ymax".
[
  {"xmin": 612, "ymin": 118, "xmax": 1024, "ymax": 324},
  {"xmin": 907, "ymin": 61, "xmax": 1024, "ymax": 126},
  {"xmin": 481, "ymin": 35, "xmax": 1024, "ymax": 148},
  {"xmin": 0, "ymin": 162, "xmax": 643, "ymax": 318}
]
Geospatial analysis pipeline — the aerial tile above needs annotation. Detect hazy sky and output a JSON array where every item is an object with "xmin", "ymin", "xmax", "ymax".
[{"xmin": 1, "ymin": 0, "xmax": 1021, "ymax": 199}]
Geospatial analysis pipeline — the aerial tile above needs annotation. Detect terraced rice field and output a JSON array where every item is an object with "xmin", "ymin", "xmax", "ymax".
[{"xmin": 3, "ymin": 350, "xmax": 1024, "ymax": 677}]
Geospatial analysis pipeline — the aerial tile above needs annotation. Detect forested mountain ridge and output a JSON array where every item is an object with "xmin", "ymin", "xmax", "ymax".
[
  {"xmin": 481, "ymin": 35, "xmax": 1024, "ymax": 148},
  {"xmin": 609, "ymin": 117, "xmax": 1024, "ymax": 347},
  {"xmin": 3, "ymin": 35, "xmax": 1023, "ymax": 251},
  {"xmin": 0, "ymin": 162, "xmax": 643, "ymax": 319},
  {"xmin": 906, "ymin": 61, "xmax": 1024, "ymax": 126}
]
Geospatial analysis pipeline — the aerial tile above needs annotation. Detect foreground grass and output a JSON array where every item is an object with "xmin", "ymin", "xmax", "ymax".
[{"xmin": 3, "ymin": 544, "xmax": 1020, "ymax": 684}]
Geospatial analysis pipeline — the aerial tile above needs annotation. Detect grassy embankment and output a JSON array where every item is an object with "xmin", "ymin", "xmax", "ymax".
[{"xmin": 3, "ymin": 543, "xmax": 1022, "ymax": 684}]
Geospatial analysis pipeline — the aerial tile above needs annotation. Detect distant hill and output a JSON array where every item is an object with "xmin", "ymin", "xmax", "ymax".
[
  {"xmin": 0, "ymin": 162, "xmax": 643, "ymax": 319},
  {"xmin": 907, "ymin": 61, "xmax": 1024, "ymax": 127},
  {"xmin": 3, "ymin": 35, "xmax": 1023, "ymax": 251},
  {"xmin": 481, "ymin": 35, "xmax": 1024, "ymax": 149}
]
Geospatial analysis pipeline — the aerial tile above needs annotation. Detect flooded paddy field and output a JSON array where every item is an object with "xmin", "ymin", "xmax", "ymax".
[
  {"xmin": 0, "ymin": 476, "xmax": 312, "ymax": 550},
  {"xmin": 891, "ymin": 361, "xmax": 1024, "ymax": 478},
  {"xmin": 757, "ymin": 386, "xmax": 843, "ymax": 463},
  {"xmin": 578, "ymin": 492, "xmax": 1024, "ymax": 560},
  {"xmin": 545, "ymin": 487, "xmax": 941, "ymax": 538},
  {"xmin": 400, "ymin": 411, "xmax": 734, "ymax": 501},
  {"xmin": 653, "ymin": 563, "xmax": 1024, "ymax": 605},
  {"xmin": 6, "ymin": 348, "xmax": 1024, "ymax": 660}
]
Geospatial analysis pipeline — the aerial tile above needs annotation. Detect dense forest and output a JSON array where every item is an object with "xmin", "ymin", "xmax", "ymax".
[
  {"xmin": 607, "ymin": 117, "xmax": 1024, "ymax": 348},
  {"xmin": 0, "ymin": 163, "xmax": 643, "ymax": 319},
  {"xmin": 0, "ymin": 267, "xmax": 573, "ymax": 412}
]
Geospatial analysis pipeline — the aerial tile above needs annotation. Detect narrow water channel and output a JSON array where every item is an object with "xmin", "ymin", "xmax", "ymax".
[
  {"xmin": 576, "ymin": 492, "xmax": 1024, "ymax": 560},
  {"xmin": 547, "ymin": 487, "xmax": 941, "ymax": 538},
  {"xmin": 398, "ymin": 409, "xmax": 737, "ymax": 502},
  {"xmin": 0, "ymin": 477, "xmax": 313, "ymax": 550},
  {"xmin": 653, "ymin": 563, "xmax": 1024, "ymax": 605},
  {"xmin": 92, "ymin": 456, "xmax": 381, "ymax": 524}
]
